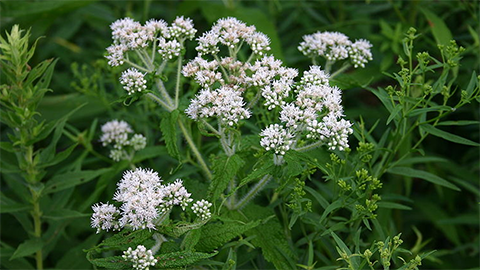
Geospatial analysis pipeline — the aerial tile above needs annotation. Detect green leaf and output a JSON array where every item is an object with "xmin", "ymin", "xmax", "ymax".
[
  {"xmin": 420, "ymin": 124, "xmax": 480, "ymax": 146},
  {"xmin": 416, "ymin": 200, "xmax": 460, "ymax": 245},
  {"xmin": 181, "ymin": 229, "xmax": 202, "ymax": 251},
  {"xmin": 10, "ymin": 238, "xmax": 43, "ymax": 260},
  {"xmin": 43, "ymin": 168, "xmax": 111, "ymax": 195},
  {"xmin": 377, "ymin": 201, "xmax": 412, "ymax": 210},
  {"xmin": 88, "ymin": 256, "xmax": 126, "ymax": 269},
  {"xmin": 395, "ymin": 156, "xmax": 448, "ymax": 166},
  {"xmin": 240, "ymin": 205, "xmax": 297, "ymax": 270},
  {"xmin": 0, "ymin": 243, "xmax": 34, "ymax": 269},
  {"xmin": 304, "ymin": 186, "xmax": 329, "ymax": 209},
  {"xmin": 437, "ymin": 120, "xmax": 479, "ymax": 126},
  {"xmin": 331, "ymin": 231, "xmax": 360, "ymax": 268},
  {"xmin": 387, "ymin": 167, "xmax": 460, "ymax": 191},
  {"xmin": 420, "ymin": 8, "xmax": 453, "ymax": 47},
  {"xmin": 160, "ymin": 110, "xmax": 180, "ymax": 160},
  {"xmin": 155, "ymin": 251, "xmax": 217, "ymax": 269},
  {"xmin": 195, "ymin": 219, "xmax": 261, "ymax": 252},
  {"xmin": 387, "ymin": 105, "xmax": 402, "ymax": 125},
  {"xmin": 43, "ymin": 209, "xmax": 89, "ymax": 220},
  {"xmin": 465, "ymin": 70, "xmax": 478, "ymax": 97},
  {"xmin": 132, "ymin": 145, "xmax": 167, "ymax": 163},
  {"xmin": 209, "ymin": 154, "xmax": 245, "ymax": 201},
  {"xmin": 237, "ymin": 158, "xmax": 274, "ymax": 189},
  {"xmin": 319, "ymin": 200, "xmax": 343, "ymax": 224}
]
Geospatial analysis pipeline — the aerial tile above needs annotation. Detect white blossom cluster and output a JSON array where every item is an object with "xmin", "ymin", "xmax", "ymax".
[
  {"xmin": 298, "ymin": 31, "xmax": 373, "ymax": 67},
  {"xmin": 120, "ymin": 68, "xmax": 147, "ymax": 95},
  {"xmin": 195, "ymin": 17, "xmax": 270, "ymax": 56},
  {"xmin": 123, "ymin": 245, "xmax": 157, "ymax": 270},
  {"xmin": 91, "ymin": 168, "xmax": 195, "ymax": 232},
  {"xmin": 260, "ymin": 124, "xmax": 294, "ymax": 156},
  {"xmin": 185, "ymin": 85, "xmax": 251, "ymax": 126},
  {"xmin": 106, "ymin": 16, "xmax": 196, "ymax": 66},
  {"xmin": 99, "ymin": 120, "xmax": 146, "ymax": 161},
  {"xmin": 191, "ymin": 199, "xmax": 213, "ymax": 220},
  {"xmin": 260, "ymin": 65, "xmax": 353, "ymax": 154},
  {"xmin": 91, "ymin": 202, "xmax": 120, "ymax": 233}
]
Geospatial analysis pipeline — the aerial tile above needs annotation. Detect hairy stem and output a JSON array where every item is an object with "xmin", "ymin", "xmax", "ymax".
[
  {"xmin": 174, "ymin": 57, "xmax": 183, "ymax": 109},
  {"xmin": 177, "ymin": 119, "xmax": 213, "ymax": 180},
  {"xmin": 234, "ymin": 175, "xmax": 272, "ymax": 209}
]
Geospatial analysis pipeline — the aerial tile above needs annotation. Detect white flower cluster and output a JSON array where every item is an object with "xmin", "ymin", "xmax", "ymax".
[
  {"xmin": 191, "ymin": 199, "xmax": 213, "ymax": 220},
  {"xmin": 106, "ymin": 16, "xmax": 196, "ymax": 66},
  {"xmin": 260, "ymin": 124, "xmax": 294, "ymax": 156},
  {"xmin": 185, "ymin": 85, "xmax": 251, "ymax": 126},
  {"xmin": 123, "ymin": 245, "xmax": 157, "ymax": 270},
  {"xmin": 260, "ymin": 66, "xmax": 353, "ymax": 154},
  {"xmin": 91, "ymin": 168, "xmax": 194, "ymax": 232},
  {"xmin": 298, "ymin": 31, "xmax": 373, "ymax": 67},
  {"xmin": 91, "ymin": 202, "xmax": 120, "ymax": 233},
  {"xmin": 120, "ymin": 68, "xmax": 147, "ymax": 95},
  {"xmin": 195, "ymin": 17, "xmax": 270, "ymax": 56},
  {"xmin": 99, "ymin": 120, "xmax": 146, "ymax": 161}
]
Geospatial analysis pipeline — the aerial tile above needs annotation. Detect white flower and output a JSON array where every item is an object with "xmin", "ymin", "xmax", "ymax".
[
  {"xmin": 196, "ymin": 31, "xmax": 220, "ymax": 55},
  {"xmin": 100, "ymin": 120, "xmax": 133, "ymax": 147},
  {"xmin": 260, "ymin": 124, "xmax": 294, "ymax": 156},
  {"xmin": 306, "ymin": 113, "xmax": 353, "ymax": 151},
  {"xmin": 167, "ymin": 16, "xmax": 197, "ymax": 40},
  {"xmin": 120, "ymin": 68, "xmax": 148, "ymax": 95},
  {"xmin": 91, "ymin": 202, "xmax": 120, "ymax": 233},
  {"xmin": 279, "ymin": 103, "xmax": 307, "ymax": 129},
  {"xmin": 144, "ymin": 19, "xmax": 168, "ymax": 37},
  {"xmin": 130, "ymin": 134, "xmax": 147, "ymax": 151},
  {"xmin": 159, "ymin": 179, "xmax": 193, "ymax": 213},
  {"xmin": 185, "ymin": 85, "xmax": 251, "ymax": 126},
  {"xmin": 109, "ymin": 149, "xmax": 126, "ymax": 161},
  {"xmin": 191, "ymin": 199, "xmax": 212, "ymax": 220},
  {"xmin": 298, "ymin": 65, "xmax": 330, "ymax": 87},
  {"xmin": 106, "ymin": 44, "xmax": 128, "ymax": 66},
  {"xmin": 299, "ymin": 31, "xmax": 352, "ymax": 61},
  {"xmin": 349, "ymin": 39, "xmax": 373, "ymax": 68},
  {"xmin": 246, "ymin": 32, "xmax": 271, "ymax": 55},
  {"xmin": 157, "ymin": 37, "xmax": 182, "ymax": 59},
  {"xmin": 123, "ymin": 245, "xmax": 157, "ymax": 270},
  {"xmin": 114, "ymin": 168, "xmax": 163, "ymax": 230}
]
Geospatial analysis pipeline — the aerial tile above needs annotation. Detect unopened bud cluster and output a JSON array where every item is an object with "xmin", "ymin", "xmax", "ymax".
[
  {"xmin": 191, "ymin": 199, "xmax": 213, "ymax": 220},
  {"xmin": 123, "ymin": 245, "xmax": 157, "ymax": 270}
]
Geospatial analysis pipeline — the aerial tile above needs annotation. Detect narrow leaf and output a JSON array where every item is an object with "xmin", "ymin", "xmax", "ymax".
[
  {"xmin": 420, "ymin": 124, "xmax": 480, "ymax": 146},
  {"xmin": 10, "ymin": 238, "xmax": 43, "ymax": 260},
  {"xmin": 387, "ymin": 166, "xmax": 460, "ymax": 191}
]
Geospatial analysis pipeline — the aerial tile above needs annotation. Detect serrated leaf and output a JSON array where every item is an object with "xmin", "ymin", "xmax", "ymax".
[
  {"xmin": 209, "ymin": 154, "xmax": 245, "ymax": 201},
  {"xmin": 88, "ymin": 256, "xmax": 126, "ymax": 269},
  {"xmin": 159, "ymin": 221, "xmax": 207, "ymax": 238},
  {"xmin": 10, "ymin": 238, "xmax": 43, "ymax": 260},
  {"xmin": 195, "ymin": 220, "xmax": 261, "ymax": 252},
  {"xmin": 155, "ymin": 251, "xmax": 217, "ymax": 269},
  {"xmin": 160, "ymin": 110, "xmax": 180, "ymax": 160},
  {"xmin": 181, "ymin": 229, "xmax": 201, "ymax": 251},
  {"xmin": 420, "ymin": 124, "xmax": 480, "ymax": 146},
  {"xmin": 387, "ymin": 166, "xmax": 460, "ymax": 191},
  {"xmin": 237, "ymin": 158, "xmax": 274, "ymax": 189},
  {"xmin": 43, "ymin": 168, "xmax": 111, "ymax": 195},
  {"xmin": 240, "ymin": 205, "xmax": 297, "ymax": 270}
]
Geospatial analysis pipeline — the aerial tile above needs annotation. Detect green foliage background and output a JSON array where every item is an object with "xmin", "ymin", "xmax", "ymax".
[{"xmin": 1, "ymin": 0, "xmax": 478, "ymax": 269}]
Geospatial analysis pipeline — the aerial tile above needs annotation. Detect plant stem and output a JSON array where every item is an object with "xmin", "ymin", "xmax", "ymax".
[
  {"xmin": 146, "ymin": 92, "xmax": 173, "ymax": 112},
  {"xmin": 294, "ymin": 141, "xmax": 323, "ymax": 152},
  {"xmin": 32, "ymin": 195, "xmax": 43, "ymax": 270},
  {"xmin": 330, "ymin": 63, "xmax": 351, "ymax": 79},
  {"xmin": 234, "ymin": 175, "xmax": 272, "ymax": 209},
  {"xmin": 174, "ymin": 57, "xmax": 182, "ymax": 109},
  {"xmin": 155, "ymin": 79, "xmax": 174, "ymax": 108},
  {"xmin": 177, "ymin": 119, "xmax": 213, "ymax": 180}
]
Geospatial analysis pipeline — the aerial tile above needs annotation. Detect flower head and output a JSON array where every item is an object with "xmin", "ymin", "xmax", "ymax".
[
  {"xmin": 91, "ymin": 202, "xmax": 120, "ymax": 233},
  {"xmin": 123, "ymin": 245, "xmax": 157, "ymax": 270},
  {"xmin": 191, "ymin": 199, "xmax": 213, "ymax": 220},
  {"xmin": 120, "ymin": 68, "xmax": 147, "ymax": 95},
  {"xmin": 260, "ymin": 124, "xmax": 294, "ymax": 156},
  {"xmin": 100, "ymin": 120, "xmax": 133, "ymax": 147}
]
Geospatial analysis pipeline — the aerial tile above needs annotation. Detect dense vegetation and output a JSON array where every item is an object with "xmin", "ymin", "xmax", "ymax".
[{"xmin": 1, "ymin": 1, "xmax": 478, "ymax": 269}]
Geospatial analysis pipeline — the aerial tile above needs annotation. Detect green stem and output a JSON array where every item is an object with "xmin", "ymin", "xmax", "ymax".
[
  {"xmin": 294, "ymin": 140, "xmax": 323, "ymax": 152},
  {"xmin": 32, "ymin": 195, "xmax": 43, "ymax": 270},
  {"xmin": 177, "ymin": 119, "xmax": 213, "ymax": 180},
  {"xmin": 146, "ymin": 92, "xmax": 173, "ymax": 112},
  {"xmin": 330, "ymin": 63, "xmax": 351, "ymax": 79},
  {"xmin": 174, "ymin": 57, "xmax": 183, "ymax": 109},
  {"xmin": 155, "ymin": 79, "xmax": 174, "ymax": 108},
  {"xmin": 234, "ymin": 175, "xmax": 272, "ymax": 209}
]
